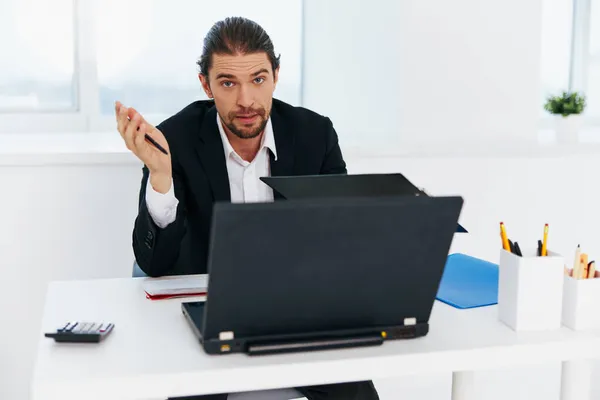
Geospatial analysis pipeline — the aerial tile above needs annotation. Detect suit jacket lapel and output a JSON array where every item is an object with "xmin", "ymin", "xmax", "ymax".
[
  {"xmin": 195, "ymin": 106, "xmax": 231, "ymax": 202},
  {"xmin": 269, "ymin": 107, "xmax": 295, "ymax": 200},
  {"xmin": 269, "ymin": 107, "xmax": 295, "ymax": 178}
]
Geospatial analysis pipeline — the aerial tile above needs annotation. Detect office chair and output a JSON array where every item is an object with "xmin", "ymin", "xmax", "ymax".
[{"xmin": 132, "ymin": 260, "xmax": 147, "ymax": 277}]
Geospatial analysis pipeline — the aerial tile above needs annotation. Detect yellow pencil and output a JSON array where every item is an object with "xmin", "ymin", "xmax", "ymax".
[
  {"xmin": 500, "ymin": 222, "xmax": 510, "ymax": 251},
  {"xmin": 541, "ymin": 223, "xmax": 549, "ymax": 256}
]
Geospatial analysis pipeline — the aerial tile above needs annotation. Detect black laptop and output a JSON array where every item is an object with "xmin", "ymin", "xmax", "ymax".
[
  {"xmin": 260, "ymin": 173, "xmax": 467, "ymax": 233},
  {"xmin": 182, "ymin": 195, "xmax": 463, "ymax": 356}
]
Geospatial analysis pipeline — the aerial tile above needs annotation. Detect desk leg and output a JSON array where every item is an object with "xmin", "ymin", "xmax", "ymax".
[
  {"xmin": 560, "ymin": 359, "xmax": 592, "ymax": 400},
  {"xmin": 451, "ymin": 371, "xmax": 476, "ymax": 400}
]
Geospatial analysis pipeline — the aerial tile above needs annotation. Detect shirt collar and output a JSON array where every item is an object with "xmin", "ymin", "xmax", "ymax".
[{"xmin": 216, "ymin": 112, "xmax": 278, "ymax": 161}]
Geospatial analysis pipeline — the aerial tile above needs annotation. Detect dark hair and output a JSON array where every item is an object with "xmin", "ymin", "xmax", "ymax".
[{"xmin": 197, "ymin": 17, "xmax": 281, "ymax": 77}]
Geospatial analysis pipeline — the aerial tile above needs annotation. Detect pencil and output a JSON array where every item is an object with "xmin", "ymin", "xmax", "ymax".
[
  {"xmin": 581, "ymin": 253, "xmax": 589, "ymax": 279},
  {"xmin": 499, "ymin": 222, "xmax": 510, "ymax": 251},
  {"xmin": 541, "ymin": 223, "xmax": 549, "ymax": 256},
  {"xmin": 573, "ymin": 245, "xmax": 581, "ymax": 278}
]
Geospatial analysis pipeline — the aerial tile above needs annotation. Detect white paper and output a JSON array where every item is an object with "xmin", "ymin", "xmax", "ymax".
[{"xmin": 142, "ymin": 274, "xmax": 208, "ymax": 296}]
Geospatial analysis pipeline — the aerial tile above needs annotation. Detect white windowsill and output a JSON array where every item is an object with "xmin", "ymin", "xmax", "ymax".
[
  {"xmin": 1, "ymin": 128, "xmax": 600, "ymax": 166},
  {"xmin": 0, "ymin": 132, "xmax": 138, "ymax": 166}
]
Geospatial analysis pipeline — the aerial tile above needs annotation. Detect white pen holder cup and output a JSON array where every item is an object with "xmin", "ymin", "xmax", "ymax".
[
  {"xmin": 498, "ymin": 248, "xmax": 564, "ymax": 331},
  {"xmin": 562, "ymin": 269, "xmax": 600, "ymax": 330}
]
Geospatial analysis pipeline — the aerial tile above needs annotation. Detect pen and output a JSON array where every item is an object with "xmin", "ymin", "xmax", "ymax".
[
  {"xmin": 541, "ymin": 223, "xmax": 549, "ymax": 256},
  {"xmin": 144, "ymin": 133, "xmax": 169, "ymax": 155},
  {"xmin": 127, "ymin": 115, "xmax": 169, "ymax": 155},
  {"xmin": 537, "ymin": 240, "xmax": 542, "ymax": 257},
  {"xmin": 500, "ymin": 222, "xmax": 510, "ymax": 251},
  {"xmin": 513, "ymin": 241, "xmax": 522, "ymax": 257}
]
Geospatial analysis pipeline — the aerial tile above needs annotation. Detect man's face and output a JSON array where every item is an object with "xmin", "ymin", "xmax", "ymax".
[{"xmin": 199, "ymin": 52, "xmax": 278, "ymax": 139}]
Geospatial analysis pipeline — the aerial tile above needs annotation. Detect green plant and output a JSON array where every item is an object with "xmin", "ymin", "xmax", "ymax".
[{"xmin": 544, "ymin": 91, "xmax": 586, "ymax": 116}]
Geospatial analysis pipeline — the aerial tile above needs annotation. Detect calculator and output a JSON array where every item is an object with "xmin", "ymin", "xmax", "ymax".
[{"xmin": 45, "ymin": 321, "xmax": 114, "ymax": 343}]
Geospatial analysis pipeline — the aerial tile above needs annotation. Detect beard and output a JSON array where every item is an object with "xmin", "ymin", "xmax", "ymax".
[{"xmin": 223, "ymin": 106, "xmax": 269, "ymax": 139}]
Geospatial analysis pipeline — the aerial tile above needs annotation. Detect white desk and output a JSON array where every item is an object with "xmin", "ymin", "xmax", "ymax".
[{"xmin": 32, "ymin": 276, "xmax": 600, "ymax": 400}]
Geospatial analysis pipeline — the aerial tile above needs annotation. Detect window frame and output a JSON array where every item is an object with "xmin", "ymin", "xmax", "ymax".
[
  {"xmin": 2, "ymin": 0, "xmax": 597, "ymax": 134},
  {"xmin": 572, "ymin": 0, "xmax": 600, "ymax": 126},
  {"xmin": 0, "ymin": 0, "xmax": 305, "ymax": 134},
  {"xmin": 0, "ymin": 0, "xmax": 87, "ymax": 133}
]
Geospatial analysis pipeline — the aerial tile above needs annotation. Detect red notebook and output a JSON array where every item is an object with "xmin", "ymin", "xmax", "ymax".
[{"xmin": 144, "ymin": 291, "xmax": 206, "ymax": 300}]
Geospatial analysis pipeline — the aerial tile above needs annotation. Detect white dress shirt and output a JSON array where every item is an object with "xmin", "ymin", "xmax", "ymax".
[{"xmin": 145, "ymin": 112, "xmax": 277, "ymax": 228}]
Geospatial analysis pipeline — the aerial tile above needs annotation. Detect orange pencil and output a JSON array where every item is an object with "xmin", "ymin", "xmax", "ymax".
[
  {"xmin": 580, "ymin": 253, "xmax": 589, "ymax": 279},
  {"xmin": 500, "ymin": 222, "xmax": 510, "ymax": 251}
]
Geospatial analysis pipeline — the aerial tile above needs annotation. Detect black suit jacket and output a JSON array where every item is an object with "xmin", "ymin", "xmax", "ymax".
[{"xmin": 133, "ymin": 99, "xmax": 347, "ymax": 277}]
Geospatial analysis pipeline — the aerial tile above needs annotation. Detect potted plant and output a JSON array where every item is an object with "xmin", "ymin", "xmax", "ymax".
[{"xmin": 543, "ymin": 91, "xmax": 586, "ymax": 143}]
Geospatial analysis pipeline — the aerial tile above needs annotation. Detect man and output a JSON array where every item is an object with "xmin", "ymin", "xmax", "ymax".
[{"xmin": 116, "ymin": 16, "xmax": 379, "ymax": 400}]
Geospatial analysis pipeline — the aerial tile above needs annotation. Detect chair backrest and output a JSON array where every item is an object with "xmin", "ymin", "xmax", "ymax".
[{"xmin": 132, "ymin": 260, "xmax": 147, "ymax": 277}]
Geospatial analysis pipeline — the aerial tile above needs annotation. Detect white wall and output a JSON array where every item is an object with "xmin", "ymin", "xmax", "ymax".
[
  {"xmin": 303, "ymin": 0, "xmax": 543, "ymax": 150},
  {"xmin": 0, "ymin": 159, "xmax": 142, "ymax": 400}
]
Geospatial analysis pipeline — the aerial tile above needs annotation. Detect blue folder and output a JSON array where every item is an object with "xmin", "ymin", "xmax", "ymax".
[{"xmin": 436, "ymin": 253, "xmax": 499, "ymax": 309}]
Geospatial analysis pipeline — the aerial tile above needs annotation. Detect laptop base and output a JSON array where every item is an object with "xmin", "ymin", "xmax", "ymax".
[{"xmin": 182, "ymin": 301, "xmax": 429, "ymax": 356}]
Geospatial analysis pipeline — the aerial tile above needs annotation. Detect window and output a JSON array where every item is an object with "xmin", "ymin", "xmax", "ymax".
[
  {"xmin": 539, "ymin": 0, "xmax": 574, "ymax": 118},
  {"xmin": 0, "ymin": 0, "xmax": 75, "ymax": 111},
  {"xmin": 93, "ymin": 0, "xmax": 303, "ymax": 127},
  {"xmin": 587, "ymin": 0, "xmax": 600, "ymax": 119},
  {"xmin": 0, "ymin": 0, "xmax": 303, "ymax": 133},
  {"xmin": 540, "ymin": 0, "xmax": 600, "ymax": 124}
]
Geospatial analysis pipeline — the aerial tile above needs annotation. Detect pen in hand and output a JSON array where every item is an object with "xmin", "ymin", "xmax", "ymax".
[
  {"xmin": 143, "ymin": 132, "xmax": 169, "ymax": 155},
  {"xmin": 116, "ymin": 101, "xmax": 172, "ymax": 195},
  {"xmin": 126, "ymin": 116, "xmax": 169, "ymax": 155}
]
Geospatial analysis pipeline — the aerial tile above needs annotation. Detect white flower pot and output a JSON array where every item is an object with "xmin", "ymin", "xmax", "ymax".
[{"xmin": 554, "ymin": 114, "xmax": 583, "ymax": 144}]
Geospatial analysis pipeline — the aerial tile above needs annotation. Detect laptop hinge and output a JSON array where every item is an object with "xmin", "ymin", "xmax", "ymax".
[{"xmin": 247, "ymin": 333, "xmax": 384, "ymax": 356}]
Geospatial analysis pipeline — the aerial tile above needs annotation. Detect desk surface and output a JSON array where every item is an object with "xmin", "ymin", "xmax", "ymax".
[{"xmin": 32, "ymin": 275, "xmax": 600, "ymax": 400}]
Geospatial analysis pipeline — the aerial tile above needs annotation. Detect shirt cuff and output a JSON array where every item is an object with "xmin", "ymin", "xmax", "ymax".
[{"xmin": 145, "ymin": 175, "xmax": 179, "ymax": 228}]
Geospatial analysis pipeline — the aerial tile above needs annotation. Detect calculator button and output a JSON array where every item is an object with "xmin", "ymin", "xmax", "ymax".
[
  {"xmin": 66, "ymin": 322, "xmax": 78, "ymax": 332},
  {"xmin": 86, "ymin": 323, "xmax": 96, "ymax": 333},
  {"xmin": 58, "ymin": 322, "xmax": 71, "ymax": 332}
]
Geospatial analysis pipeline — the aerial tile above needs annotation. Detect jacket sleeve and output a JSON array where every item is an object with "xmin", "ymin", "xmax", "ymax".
[
  {"xmin": 132, "ymin": 125, "xmax": 188, "ymax": 277},
  {"xmin": 320, "ymin": 117, "xmax": 348, "ymax": 175}
]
